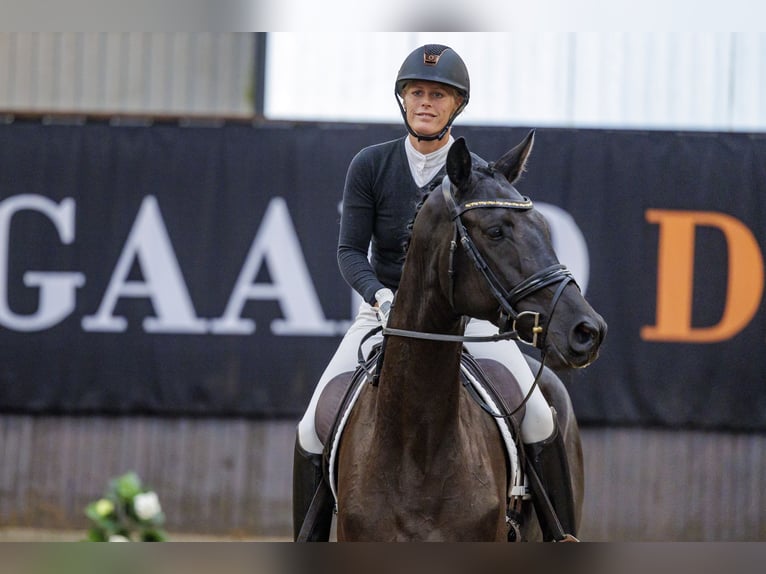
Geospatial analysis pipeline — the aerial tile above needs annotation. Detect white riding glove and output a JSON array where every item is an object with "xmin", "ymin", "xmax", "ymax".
[{"xmin": 374, "ymin": 288, "xmax": 394, "ymax": 328}]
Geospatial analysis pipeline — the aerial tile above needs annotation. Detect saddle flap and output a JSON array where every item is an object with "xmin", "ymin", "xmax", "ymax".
[
  {"xmin": 315, "ymin": 343, "xmax": 383, "ymax": 448},
  {"xmin": 465, "ymin": 356, "xmax": 527, "ymax": 424},
  {"xmin": 315, "ymin": 372, "xmax": 356, "ymax": 448}
]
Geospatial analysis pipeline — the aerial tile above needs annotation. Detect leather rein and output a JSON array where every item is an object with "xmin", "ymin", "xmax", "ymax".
[{"xmin": 382, "ymin": 175, "xmax": 577, "ymax": 417}]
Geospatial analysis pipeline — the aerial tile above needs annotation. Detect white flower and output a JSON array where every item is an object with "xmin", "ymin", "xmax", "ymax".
[
  {"xmin": 132, "ymin": 491, "xmax": 162, "ymax": 521},
  {"xmin": 108, "ymin": 535, "xmax": 130, "ymax": 542}
]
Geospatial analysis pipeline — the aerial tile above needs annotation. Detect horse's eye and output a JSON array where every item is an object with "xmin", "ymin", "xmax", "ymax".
[{"xmin": 486, "ymin": 226, "xmax": 504, "ymax": 240}]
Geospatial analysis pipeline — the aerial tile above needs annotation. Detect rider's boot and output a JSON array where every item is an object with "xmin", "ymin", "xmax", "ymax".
[
  {"xmin": 524, "ymin": 415, "xmax": 578, "ymax": 542},
  {"xmin": 292, "ymin": 432, "xmax": 333, "ymax": 541}
]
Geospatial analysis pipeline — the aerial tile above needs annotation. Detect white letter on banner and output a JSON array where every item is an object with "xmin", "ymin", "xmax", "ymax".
[
  {"xmin": 82, "ymin": 196, "xmax": 206, "ymax": 333},
  {"xmin": 210, "ymin": 197, "xmax": 335, "ymax": 335},
  {"xmin": 0, "ymin": 195, "xmax": 85, "ymax": 331},
  {"xmin": 536, "ymin": 202, "xmax": 590, "ymax": 295}
]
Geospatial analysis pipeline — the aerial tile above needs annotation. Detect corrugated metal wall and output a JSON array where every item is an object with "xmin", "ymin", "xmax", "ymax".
[
  {"xmin": 1, "ymin": 415, "xmax": 764, "ymax": 541},
  {"xmin": 583, "ymin": 427, "xmax": 766, "ymax": 541},
  {"xmin": 0, "ymin": 415, "xmax": 294, "ymax": 538},
  {"xmin": 0, "ymin": 33, "xmax": 254, "ymax": 117}
]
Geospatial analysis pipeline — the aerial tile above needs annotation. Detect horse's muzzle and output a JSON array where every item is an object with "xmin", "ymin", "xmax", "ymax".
[{"xmin": 566, "ymin": 314, "xmax": 607, "ymax": 367}]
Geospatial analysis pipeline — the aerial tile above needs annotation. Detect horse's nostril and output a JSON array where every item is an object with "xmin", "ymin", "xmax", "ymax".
[{"xmin": 571, "ymin": 321, "xmax": 599, "ymax": 349}]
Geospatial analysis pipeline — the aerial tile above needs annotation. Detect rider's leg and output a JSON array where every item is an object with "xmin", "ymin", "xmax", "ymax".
[
  {"xmin": 293, "ymin": 302, "xmax": 382, "ymax": 541},
  {"xmin": 292, "ymin": 433, "xmax": 333, "ymax": 541},
  {"xmin": 463, "ymin": 319, "xmax": 576, "ymax": 540},
  {"xmin": 523, "ymin": 411, "xmax": 577, "ymax": 540}
]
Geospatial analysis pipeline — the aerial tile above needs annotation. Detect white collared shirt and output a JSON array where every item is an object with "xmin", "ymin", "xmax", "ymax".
[{"xmin": 405, "ymin": 135, "xmax": 454, "ymax": 188}]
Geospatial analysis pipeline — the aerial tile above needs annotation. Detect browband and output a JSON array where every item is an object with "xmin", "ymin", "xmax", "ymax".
[{"xmin": 441, "ymin": 176, "xmax": 534, "ymax": 219}]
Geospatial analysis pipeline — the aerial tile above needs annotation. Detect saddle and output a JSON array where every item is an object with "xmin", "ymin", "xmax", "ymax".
[{"xmin": 314, "ymin": 344, "xmax": 530, "ymax": 505}]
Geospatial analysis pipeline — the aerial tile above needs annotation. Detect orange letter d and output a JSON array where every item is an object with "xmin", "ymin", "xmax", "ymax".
[{"xmin": 641, "ymin": 209, "xmax": 764, "ymax": 343}]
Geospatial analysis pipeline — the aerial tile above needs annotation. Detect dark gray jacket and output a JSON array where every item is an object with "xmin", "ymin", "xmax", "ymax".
[{"xmin": 337, "ymin": 136, "xmax": 445, "ymax": 305}]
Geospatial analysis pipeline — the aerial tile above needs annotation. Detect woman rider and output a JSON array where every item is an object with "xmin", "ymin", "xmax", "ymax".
[{"xmin": 293, "ymin": 44, "xmax": 577, "ymax": 541}]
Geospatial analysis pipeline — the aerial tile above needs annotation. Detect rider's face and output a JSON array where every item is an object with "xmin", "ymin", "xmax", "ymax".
[{"xmin": 401, "ymin": 81, "xmax": 463, "ymax": 137}]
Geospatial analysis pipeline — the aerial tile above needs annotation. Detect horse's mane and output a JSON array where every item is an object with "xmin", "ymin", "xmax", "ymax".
[{"xmin": 402, "ymin": 184, "xmax": 436, "ymax": 255}]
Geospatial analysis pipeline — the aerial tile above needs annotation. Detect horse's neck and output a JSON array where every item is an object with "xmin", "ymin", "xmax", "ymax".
[{"xmin": 375, "ymin": 282, "xmax": 465, "ymax": 448}]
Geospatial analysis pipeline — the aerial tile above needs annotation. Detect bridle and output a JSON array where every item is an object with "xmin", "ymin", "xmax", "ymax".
[
  {"xmin": 381, "ymin": 174, "xmax": 578, "ymax": 416},
  {"xmin": 384, "ymin": 175, "xmax": 576, "ymax": 350},
  {"xmin": 444, "ymin": 175, "xmax": 576, "ymax": 349}
]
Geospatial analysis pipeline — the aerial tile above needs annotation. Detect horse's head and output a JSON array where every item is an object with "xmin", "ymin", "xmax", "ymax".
[{"xmin": 429, "ymin": 131, "xmax": 606, "ymax": 369}]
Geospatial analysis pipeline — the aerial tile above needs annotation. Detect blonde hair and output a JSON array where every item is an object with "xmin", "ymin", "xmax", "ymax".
[
  {"xmin": 400, "ymin": 81, "xmax": 462, "ymax": 101},
  {"xmin": 400, "ymin": 82, "xmax": 464, "ymax": 116}
]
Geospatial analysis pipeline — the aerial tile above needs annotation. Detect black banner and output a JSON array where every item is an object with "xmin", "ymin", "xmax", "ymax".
[{"xmin": 1, "ymin": 121, "xmax": 765, "ymax": 431}]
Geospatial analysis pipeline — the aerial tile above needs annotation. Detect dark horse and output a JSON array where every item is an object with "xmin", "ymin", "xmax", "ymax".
[{"xmin": 335, "ymin": 131, "xmax": 606, "ymax": 541}]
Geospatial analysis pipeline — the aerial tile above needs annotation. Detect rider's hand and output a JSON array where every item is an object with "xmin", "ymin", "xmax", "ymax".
[{"xmin": 374, "ymin": 288, "xmax": 394, "ymax": 328}]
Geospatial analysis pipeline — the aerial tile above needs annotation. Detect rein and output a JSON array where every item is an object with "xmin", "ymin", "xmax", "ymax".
[{"xmin": 381, "ymin": 175, "xmax": 577, "ymax": 416}]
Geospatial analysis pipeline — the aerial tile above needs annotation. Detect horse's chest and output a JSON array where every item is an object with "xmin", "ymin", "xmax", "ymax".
[
  {"xmin": 340, "ymin": 466, "xmax": 506, "ymax": 541},
  {"xmin": 341, "ymin": 440, "xmax": 506, "ymax": 541},
  {"xmin": 337, "ymin": 385, "xmax": 508, "ymax": 540}
]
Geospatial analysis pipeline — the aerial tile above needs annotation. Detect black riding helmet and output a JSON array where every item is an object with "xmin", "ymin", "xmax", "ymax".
[{"xmin": 395, "ymin": 44, "xmax": 470, "ymax": 142}]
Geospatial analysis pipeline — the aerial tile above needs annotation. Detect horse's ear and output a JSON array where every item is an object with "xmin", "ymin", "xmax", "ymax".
[
  {"xmin": 446, "ymin": 137, "xmax": 472, "ymax": 190},
  {"xmin": 494, "ymin": 129, "xmax": 535, "ymax": 184}
]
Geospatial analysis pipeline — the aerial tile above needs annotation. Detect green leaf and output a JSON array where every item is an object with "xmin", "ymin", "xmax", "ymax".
[
  {"xmin": 86, "ymin": 528, "xmax": 107, "ymax": 542},
  {"xmin": 140, "ymin": 528, "xmax": 168, "ymax": 542},
  {"xmin": 113, "ymin": 472, "xmax": 143, "ymax": 500}
]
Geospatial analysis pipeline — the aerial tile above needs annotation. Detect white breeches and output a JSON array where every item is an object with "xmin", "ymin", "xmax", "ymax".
[{"xmin": 297, "ymin": 302, "xmax": 555, "ymax": 454}]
